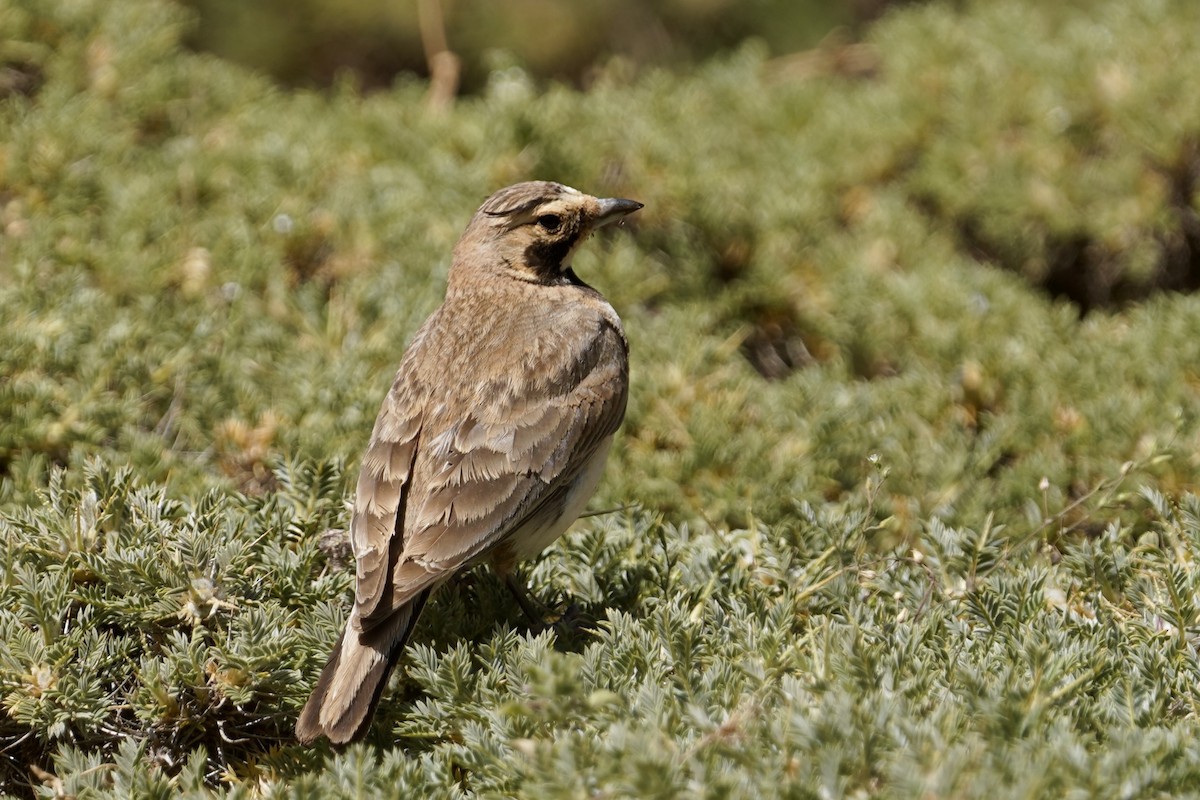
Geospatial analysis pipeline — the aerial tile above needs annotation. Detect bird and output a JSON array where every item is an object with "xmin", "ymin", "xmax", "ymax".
[{"xmin": 295, "ymin": 181, "xmax": 642, "ymax": 745}]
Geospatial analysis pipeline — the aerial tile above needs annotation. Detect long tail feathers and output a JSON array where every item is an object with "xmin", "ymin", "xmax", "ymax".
[{"xmin": 295, "ymin": 591, "xmax": 430, "ymax": 745}]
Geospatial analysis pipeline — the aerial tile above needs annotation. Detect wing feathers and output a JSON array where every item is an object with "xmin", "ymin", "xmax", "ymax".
[{"xmin": 352, "ymin": 429, "xmax": 420, "ymax": 622}]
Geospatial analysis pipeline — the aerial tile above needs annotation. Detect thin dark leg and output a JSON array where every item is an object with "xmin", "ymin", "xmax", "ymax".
[
  {"xmin": 504, "ymin": 573, "xmax": 595, "ymax": 639},
  {"xmin": 505, "ymin": 573, "xmax": 553, "ymax": 627}
]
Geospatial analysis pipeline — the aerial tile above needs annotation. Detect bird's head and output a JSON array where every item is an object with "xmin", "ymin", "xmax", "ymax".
[{"xmin": 451, "ymin": 181, "xmax": 642, "ymax": 286}]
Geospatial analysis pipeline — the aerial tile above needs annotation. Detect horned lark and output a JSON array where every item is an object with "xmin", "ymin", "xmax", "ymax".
[{"xmin": 296, "ymin": 181, "xmax": 642, "ymax": 744}]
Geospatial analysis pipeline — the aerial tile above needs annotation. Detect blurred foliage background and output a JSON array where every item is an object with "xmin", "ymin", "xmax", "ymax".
[{"xmin": 181, "ymin": 0, "xmax": 892, "ymax": 92}]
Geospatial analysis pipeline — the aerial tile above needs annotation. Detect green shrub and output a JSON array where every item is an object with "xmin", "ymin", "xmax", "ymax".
[{"xmin": 4, "ymin": 0, "xmax": 1200, "ymax": 794}]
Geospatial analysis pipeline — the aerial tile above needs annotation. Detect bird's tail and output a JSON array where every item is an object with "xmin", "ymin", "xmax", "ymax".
[{"xmin": 295, "ymin": 591, "xmax": 430, "ymax": 745}]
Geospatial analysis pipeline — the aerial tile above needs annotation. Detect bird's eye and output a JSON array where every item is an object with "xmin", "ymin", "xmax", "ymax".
[{"xmin": 537, "ymin": 214, "xmax": 562, "ymax": 232}]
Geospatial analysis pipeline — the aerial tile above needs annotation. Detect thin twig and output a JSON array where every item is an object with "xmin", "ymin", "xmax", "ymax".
[{"xmin": 418, "ymin": 0, "xmax": 460, "ymax": 112}]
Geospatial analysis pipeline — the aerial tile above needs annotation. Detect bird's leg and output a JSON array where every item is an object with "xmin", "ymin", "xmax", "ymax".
[
  {"xmin": 504, "ymin": 573, "xmax": 555, "ymax": 627},
  {"xmin": 504, "ymin": 573, "xmax": 594, "ymax": 637}
]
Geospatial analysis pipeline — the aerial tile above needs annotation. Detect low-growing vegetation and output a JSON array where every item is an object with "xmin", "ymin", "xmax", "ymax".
[{"xmin": 3, "ymin": 0, "xmax": 1200, "ymax": 795}]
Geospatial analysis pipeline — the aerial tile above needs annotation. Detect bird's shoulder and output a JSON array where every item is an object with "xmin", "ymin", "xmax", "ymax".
[{"xmin": 409, "ymin": 279, "xmax": 624, "ymax": 398}]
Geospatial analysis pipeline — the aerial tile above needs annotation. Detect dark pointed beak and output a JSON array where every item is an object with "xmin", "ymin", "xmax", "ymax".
[{"xmin": 594, "ymin": 197, "xmax": 644, "ymax": 228}]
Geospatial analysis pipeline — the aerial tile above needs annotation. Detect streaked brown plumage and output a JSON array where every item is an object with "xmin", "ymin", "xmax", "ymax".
[{"xmin": 295, "ymin": 181, "xmax": 641, "ymax": 745}]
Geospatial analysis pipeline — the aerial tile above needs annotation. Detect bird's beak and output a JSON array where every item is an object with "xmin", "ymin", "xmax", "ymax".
[{"xmin": 593, "ymin": 197, "xmax": 644, "ymax": 228}]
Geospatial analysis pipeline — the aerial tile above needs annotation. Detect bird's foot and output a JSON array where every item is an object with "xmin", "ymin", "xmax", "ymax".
[{"xmin": 504, "ymin": 575, "xmax": 594, "ymax": 638}]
